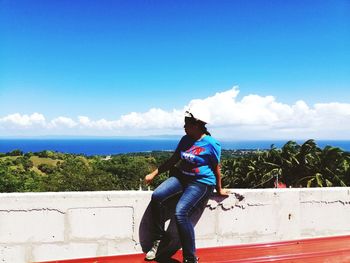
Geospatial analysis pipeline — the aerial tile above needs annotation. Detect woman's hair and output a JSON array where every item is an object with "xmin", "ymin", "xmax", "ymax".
[{"xmin": 198, "ymin": 122, "xmax": 211, "ymax": 136}]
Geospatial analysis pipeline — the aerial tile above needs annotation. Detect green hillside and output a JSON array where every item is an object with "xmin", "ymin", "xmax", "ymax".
[{"xmin": 0, "ymin": 140, "xmax": 349, "ymax": 193}]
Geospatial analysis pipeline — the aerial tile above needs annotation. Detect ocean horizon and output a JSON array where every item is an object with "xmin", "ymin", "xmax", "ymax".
[{"xmin": 0, "ymin": 138, "xmax": 349, "ymax": 156}]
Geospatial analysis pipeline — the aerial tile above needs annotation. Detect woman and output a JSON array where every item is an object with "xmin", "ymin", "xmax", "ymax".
[{"xmin": 144, "ymin": 109, "xmax": 230, "ymax": 263}]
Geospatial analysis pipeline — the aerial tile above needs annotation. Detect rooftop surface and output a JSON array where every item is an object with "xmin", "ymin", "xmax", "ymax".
[{"xmin": 37, "ymin": 234, "xmax": 350, "ymax": 263}]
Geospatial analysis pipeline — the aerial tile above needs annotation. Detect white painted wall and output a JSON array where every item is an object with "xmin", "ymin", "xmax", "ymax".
[{"xmin": 1, "ymin": 188, "xmax": 350, "ymax": 263}]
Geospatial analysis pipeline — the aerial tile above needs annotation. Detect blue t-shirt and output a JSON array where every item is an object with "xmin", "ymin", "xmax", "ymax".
[{"xmin": 175, "ymin": 135, "xmax": 221, "ymax": 185}]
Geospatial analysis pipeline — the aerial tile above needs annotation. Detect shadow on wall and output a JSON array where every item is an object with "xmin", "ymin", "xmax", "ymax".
[{"xmin": 138, "ymin": 194, "xmax": 231, "ymax": 262}]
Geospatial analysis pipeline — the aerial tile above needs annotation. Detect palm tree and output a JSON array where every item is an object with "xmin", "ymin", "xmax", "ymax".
[
  {"xmin": 279, "ymin": 141, "xmax": 300, "ymax": 187},
  {"xmin": 290, "ymin": 141, "xmax": 347, "ymax": 187},
  {"xmin": 220, "ymin": 139, "xmax": 350, "ymax": 189}
]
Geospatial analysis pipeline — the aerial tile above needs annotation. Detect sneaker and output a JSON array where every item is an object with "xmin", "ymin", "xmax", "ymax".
[
  {"xmin": 145, "ymin": 239, "xmax": 161, "ymax": 260},
  {"xmin": 183, "ymin": 257, "xmax": 199, "ymax": 263}
]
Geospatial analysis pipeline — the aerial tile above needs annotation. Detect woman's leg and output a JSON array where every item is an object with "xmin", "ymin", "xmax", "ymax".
[
  {"xmin": 174, "ymin": 181, "xmax": 214, "ymax": 261},
  {"xmin": 151, "ymin": 176, "xmax": 184, "ymax": 240}
]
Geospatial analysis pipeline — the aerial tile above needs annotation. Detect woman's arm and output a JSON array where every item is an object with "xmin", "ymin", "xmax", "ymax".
[
  {"xmin": 214, "ymin": 163, "xmax": 230, "ymax": 196},
  {"xmin": 144, "ymin": 152, "xmax": 180, "ymax": 184}
]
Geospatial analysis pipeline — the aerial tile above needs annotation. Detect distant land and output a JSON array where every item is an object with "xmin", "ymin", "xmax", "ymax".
[
  {"xmin": 0, "ymin": 135, "xmax": 183, "ymax": 140},
  {"xmin": 0, "ymin": 137, "xmax": 349, "ymax": 155}
]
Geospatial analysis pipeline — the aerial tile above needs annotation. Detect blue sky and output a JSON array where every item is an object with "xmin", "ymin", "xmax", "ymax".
[{"xmin": 0, "ymin": 0, "xmax": 349, "ymax": 139}]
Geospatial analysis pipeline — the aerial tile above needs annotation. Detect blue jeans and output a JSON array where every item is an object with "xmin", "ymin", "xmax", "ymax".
[{"xmin": 151, "ymin": 170, "xmax": 214, "ymax": 260}]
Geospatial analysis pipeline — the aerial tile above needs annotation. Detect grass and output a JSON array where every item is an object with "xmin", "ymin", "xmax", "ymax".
[
  {"xmin": 0, "ymin": 156, "xmax": 19, "ymax": 161},
  {"xmin": 29, "ymin": 156, "xmax": 60, "ymax": 167}
]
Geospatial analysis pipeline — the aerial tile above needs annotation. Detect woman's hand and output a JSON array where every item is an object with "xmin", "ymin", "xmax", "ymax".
[
  {"xmin": 217, "ymin": 188, "xmax": 231, "ymax": 196},
  {"xmin": 144, "ymin": 153, "xmax": 179, "ymax": 185},
  {"xmin": 144, "ymin": 170, "xmax": 158, "ymax": 185}
]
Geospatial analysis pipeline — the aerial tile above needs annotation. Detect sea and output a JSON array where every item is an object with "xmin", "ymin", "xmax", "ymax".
[{"xmin": 0, "ymin": 138, "xmax": 349, "ymax": 156}]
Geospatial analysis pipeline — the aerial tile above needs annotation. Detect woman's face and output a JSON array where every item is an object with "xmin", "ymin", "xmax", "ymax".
[{"xmin": 184, "ymin": 119, "xmax": 198, "ymax": 136}]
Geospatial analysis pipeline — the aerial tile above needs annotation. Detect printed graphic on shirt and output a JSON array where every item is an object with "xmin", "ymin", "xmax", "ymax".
[
  {"xmin": 175, "ymin": 135, "xmax": 221, "ymax": 185},
  {"xmin": 181, "ymin": 146, "xmax": 205, "ymax": 164}
]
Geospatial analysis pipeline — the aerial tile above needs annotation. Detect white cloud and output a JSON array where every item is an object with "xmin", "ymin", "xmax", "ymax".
[
  {"xmin": 0, "ymin": 113, "xmax": 46, "ymax": 128},
  {"xmin": 49, "ymin": 117, "xmax": 77, "ymax": 128},
  {"xmin": 1, "ymin": 86, "xmax": 350, "ymax": 139},
  {"xmin": 78, "ymin": 116, "xmax": 116, "ymax": 130},
  {"xmin": 115, "ymin": 108, "xmax": 183, "ymax": 129}
]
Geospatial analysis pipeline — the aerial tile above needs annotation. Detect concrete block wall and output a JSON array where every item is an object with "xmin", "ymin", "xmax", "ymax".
[{"xmin": 1, "ymin": 188, "xmax": 350, "ymax": 262}]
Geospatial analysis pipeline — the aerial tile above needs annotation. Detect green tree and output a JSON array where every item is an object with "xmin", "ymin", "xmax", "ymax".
[{"xmin": 7, "ymin": 149, "xmax": 23, "ymax": 156}]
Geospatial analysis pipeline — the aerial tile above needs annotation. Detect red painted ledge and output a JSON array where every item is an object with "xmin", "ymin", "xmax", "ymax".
[{"xmin": 35, "ymin": 235, "xmax": 350, "ymax": 263}]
